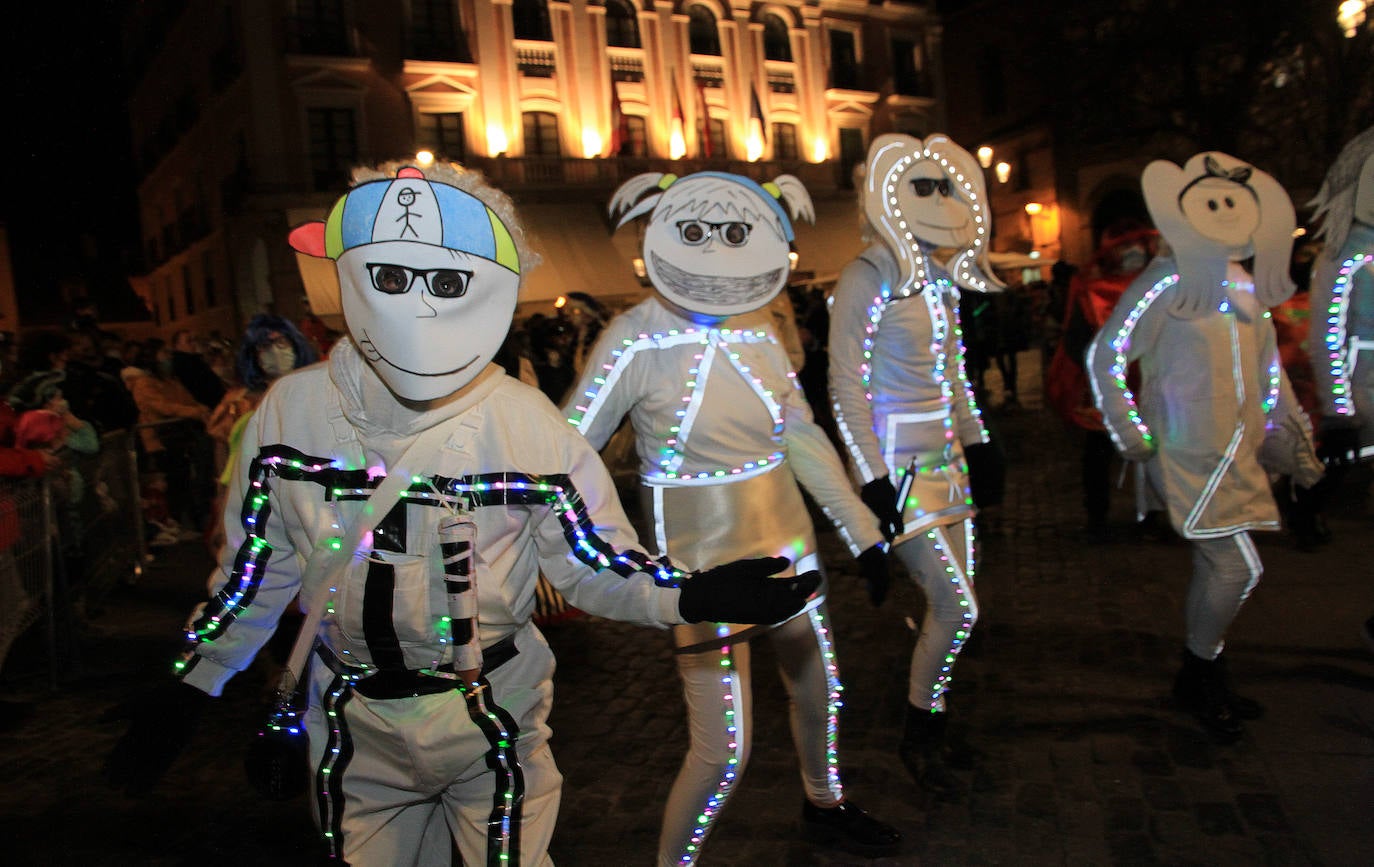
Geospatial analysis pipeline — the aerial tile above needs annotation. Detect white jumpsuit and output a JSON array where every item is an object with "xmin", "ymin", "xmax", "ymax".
[
  {"xmin": 1087, "ymin": 258, "xmax": 1321, "ymax": 658},
  {"xmin": 177, "ymin": 340, "xmax": 687, "ymax": 867},
  {"xmin": 828, "ymin": 243, "xmax": 986, "ymax": 712},
  {"xmin": 564, "ymin": 297, "xmax": 883, "ymax": 867}
]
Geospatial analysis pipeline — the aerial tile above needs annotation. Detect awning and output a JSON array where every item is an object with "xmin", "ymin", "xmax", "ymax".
[{"xmin": 518, "ymin": 202, "xmax": 645, "ymax": 304}]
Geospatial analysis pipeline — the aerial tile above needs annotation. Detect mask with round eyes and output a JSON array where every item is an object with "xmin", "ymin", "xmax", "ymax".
[
  {"xmin": 638, "ymin": 174, "xmax": 802, "ymax": 321},
  {"xmin": 288, "ymin": 166, "xmax": 523, "ymax": 401},
  {"xmin": 1178, "ymin": 178, "xmax": 1261, "ymax": 247},
  {"xmin": 338, "ymin": 241, "xmax": 519, "ymax": 400},
  {"xmin": 895, "ymin": 163, "xmax": 975, "ymax": 249}
]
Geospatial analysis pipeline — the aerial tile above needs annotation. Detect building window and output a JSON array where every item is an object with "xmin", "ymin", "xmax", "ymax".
[
  {"xmin": 688, "ymin": 5, "xmax": 721, "ymax": 56},
  {"xmin": 418, "ymin": 112, "xmax": 466, "ymax": 161},
  {"xmin": 828, "ymin": 29, "xmax": 859, "ymax": 89},
  {"xmin": 522, "ymin": 111, "xmax": 561, "ymax": 156},
  {"xmin": 891, "ymin": 37, "xmax": 926, "ymax": 96},
  {"xmin": 763, "ymin": 14, "xmax": 791, "ymax": 62},
  {"xmin": 605, "ymin": 0, "xmax": 640, "ymax": 49},
  {"xmin": 771, "ymin": 123, "xmax": 797, "ymax": 161},
  {"xmin": 708, "ymin": 118, "xmax": 729, "ymax": 159},
  {"xmin": 411, "ymin": 0, "xmax": 471, "ymax": 61},
  {"xmin": 203, "ymin": 250, "xmax": 217, "ymax": 308},
  {"xmin": 621, "ymin": 115, "xmax": 647, "ymax": 157},
  {"xmin": 512, "ymin": 0, "xmax": 553, "ymax": 42},
  {"xmin": 306, "ymin": 107, "xmax": 358, "ymax": 190},
  {"xmin": 287, "ymin": 0, "xmax": 349, "ymax": 55}
]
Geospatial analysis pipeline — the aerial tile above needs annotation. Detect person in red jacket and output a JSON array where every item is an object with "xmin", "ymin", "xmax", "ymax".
[{"xmin": 1045, "ymin": 222, "xmax": 1159, "ymax": 539}]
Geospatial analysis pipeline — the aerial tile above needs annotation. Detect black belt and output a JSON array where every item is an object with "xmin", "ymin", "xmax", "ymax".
[{"xmin": 343, "ymin": 633, "xmax": 520, "ymax": 700}]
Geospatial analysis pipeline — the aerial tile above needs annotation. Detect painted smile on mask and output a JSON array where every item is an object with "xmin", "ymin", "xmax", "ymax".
[
  {"xmin": 357, "ymin": 329, "xmax": 480, "ymax": 377},
  {"xmin": 649, "ymin": 251, "xmax": 784, "ymax": 305},
  {"xmin": 914, "ymin": 216, "xmax": 970, "ymax": 232}
]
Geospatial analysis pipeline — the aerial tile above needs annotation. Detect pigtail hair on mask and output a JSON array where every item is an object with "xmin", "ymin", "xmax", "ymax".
[
  {"xmin": 610, "ymin": 173, "xmax": 669, "ymax": 229},
  {"xmin": 772, "ymin": 175, "xmax": 815, "ymax": 225},
  {"xmin": 1247, "ymin": 168, "xmax": 1297, "ymax": 307}
]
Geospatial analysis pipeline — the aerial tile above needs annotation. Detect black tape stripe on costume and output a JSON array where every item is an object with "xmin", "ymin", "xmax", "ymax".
[
  {"xmin": 361, "ymin": 559, "xmax": 406, "ymax": 671},
  {"xmin": 465, "ymin": 679, "xmax": 525, "ymax": 867},
  {"xmin": 317, "ymin": 673, "xmax": 357, "ymax": 860}
]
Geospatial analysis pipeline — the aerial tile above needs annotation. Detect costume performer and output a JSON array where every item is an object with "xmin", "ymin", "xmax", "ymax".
[
  {"xmin": 564, "ymin": 171, "xmax": 900, "ymax": 864},
  {"xmin": 103, "ymin": 163, "xmax": 820, "ymax": 867},
  {"xmin": 1086, "ymin": 152, "xmax": 1323, "ymax": 742},
  {"xmin": 828, "ymin": 133, "xmax": 1000, "ymax": 795},
  {"xmin": 1308, "ymin": 126, "xmax": 1374, "ymax": 469}
]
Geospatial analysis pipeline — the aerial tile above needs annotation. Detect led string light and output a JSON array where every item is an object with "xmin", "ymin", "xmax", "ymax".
[
  {"xmin": 808, "ymin": 608, "xmax": 845, "ymax": 803},
  {"xmin": 880, "ymin": 146, "xmax": 987, "ymax": 298},
  {"xmin": 677, "ymin": 642, "xmax": 743, "ymax": 865},
  {"xmin": 317, "ymin": 673, "xmax": 358, "ymax": 859},
  {"xmin": 1322, "ymin": 253, "xmax": 1372, "ymax": 416},
  {"xmin": 921, "ymin": 521, "xmax": 977, "ymax": 711},
  {"xmin": 465, "ymin": 679, "xmax": 526, "ymax": 864},
  {"xmin": 569, "ymin": 327, "xmax": 787, "ymax": 483},
  {"xmin": 1092, "ymin": 273, "xmax": 1180, "ymax": 456}
]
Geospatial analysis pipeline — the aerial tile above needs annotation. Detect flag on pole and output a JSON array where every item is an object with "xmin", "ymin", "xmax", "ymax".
[
  {"xmin": 750, "ymin": 85, "xmax": 767, "ymax": 144},
  {"xmin": 695, "ymin": 79, "xmax": 713, "ymax": 158},
  {"xmin": 669, "ymin": 72, "xmax": 687, "ymax": 159},
  {"xmin": 609, "ymin": 81, "xmax": 627, "ymax": 155}
]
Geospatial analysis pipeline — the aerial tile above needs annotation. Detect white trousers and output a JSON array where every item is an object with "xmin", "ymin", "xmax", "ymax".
[
  {"xmin": 1185, "ymin": 532, "xmax": 1263, "ymax": 659},
  {"xmin": 892, "ymin": 519, "xmax": 979, "ymax": 711},
  {"xmin": 657, "ymin": 604, "xmax": 844, "ymax": 866},
  {"xmin": 304, "ymin": 623, "xmax": 560, "ymax": 867}
]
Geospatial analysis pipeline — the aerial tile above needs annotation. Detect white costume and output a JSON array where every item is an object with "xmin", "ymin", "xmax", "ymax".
[
  {"xmin": 180, "ymin": 343, "xmax": 684, "ymax": 865},
  {"xmin": 1086, "ymin": 151, "xmax": 1321, "ymax": 741},
  {"xmin": 566, "ymin": 171, "xmax": 894, "ymax": 865},
  {"xmin": 829, "ymin": 243, "xmax": 985, "ymax": 710}
]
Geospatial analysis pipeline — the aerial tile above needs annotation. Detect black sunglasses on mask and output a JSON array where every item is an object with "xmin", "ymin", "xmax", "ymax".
[{"xmin": 911, "ymin": 177, "xmax": 953, "ymax": 197}]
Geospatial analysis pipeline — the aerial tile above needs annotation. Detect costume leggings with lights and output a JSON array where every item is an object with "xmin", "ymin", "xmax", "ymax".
[
  {"xmin": 891, "ymin": 519, "xmax": 979, "ymax": 711},
  {"xmin": 1185, "ymin": 532, "xmax": 1262, "ymax": 661},
  {"xmin": 658, "ymin": 602, "xmax": 843, "ymax": 867}
]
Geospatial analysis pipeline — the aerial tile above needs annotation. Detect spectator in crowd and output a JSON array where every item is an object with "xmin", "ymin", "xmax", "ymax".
[
  {"xmin": 169, "ymin": 330, "xmax": 227, "ymax": 411},
  {"xmin": 58, "ymin": 329, "xmax": 138, "ymax": 434},
  {"xmin": 0, "ymin": 401, "xmax": 50, "ymax": 730},
  {"xmin": 7, "ymin": 330, "xmax": 71, "ymax": 413},
  {"xmin": 124, "ymin": 339, "xmax": 214, "ymax": 542},
  {"xmin": 205, "ymin": 315, "xmax": 317, "ymax": 552}
]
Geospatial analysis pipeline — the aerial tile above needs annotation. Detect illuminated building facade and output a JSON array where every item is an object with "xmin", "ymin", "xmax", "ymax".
[{"xmin": 126, "ymin": 0, "xmax": 946, "ymax": 331}]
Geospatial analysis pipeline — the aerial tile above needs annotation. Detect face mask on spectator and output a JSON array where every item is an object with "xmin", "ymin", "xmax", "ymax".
[{"xmin": 258, "ymin": 345, "xmax": 297, "ymax": 379}]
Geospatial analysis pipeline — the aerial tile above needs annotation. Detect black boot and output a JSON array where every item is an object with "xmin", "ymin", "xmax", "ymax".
[
  {"xmin": 800, "ymin": 799, "xmax": 902, "ymax": 857},
  {"xmin": 1214, "ymin": 653, "xmax": 1264, "ymax": 720},
  {"xmin": 898, "ymin": 706, "xmax": 967, "ymax": 797},
  {"xmin": 1173, "ymin": 650, "xmax": 1243, "ymax": 742}
]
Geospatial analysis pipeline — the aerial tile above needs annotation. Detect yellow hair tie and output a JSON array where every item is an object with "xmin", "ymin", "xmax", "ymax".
[
  {"xmin": 658, "ymin": 174, "xmax": 678, "ymax": 189},
  {"xmin": 762, "ymin": 181, "xmax": 782, "ymax": 199}
]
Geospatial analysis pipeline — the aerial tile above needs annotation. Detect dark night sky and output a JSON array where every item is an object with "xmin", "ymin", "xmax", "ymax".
[{"xmin": 3, "ymin": 2, "xmax": 145, "ymax": 325}]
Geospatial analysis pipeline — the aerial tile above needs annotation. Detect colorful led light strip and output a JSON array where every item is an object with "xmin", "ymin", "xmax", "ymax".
[{"xmin": 1322, "ymin": 253, "xmax": 1372, "ymax": 416}]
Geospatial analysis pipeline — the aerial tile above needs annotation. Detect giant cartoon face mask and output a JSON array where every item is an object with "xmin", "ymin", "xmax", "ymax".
[
  {"xmin": 862, "ymin": 133, "xmax": 1002, "ymax": 296},
  {"xmin": 1142, "ymin": 152, "xmax": 1295, "ymax": 316},
  {"xmin": 609, "ymin": 172, "xmax": 812, "ymax": 321},
  {"xmin": 289, "ymin": 167, "xmax": 521, "ymax": 400}
]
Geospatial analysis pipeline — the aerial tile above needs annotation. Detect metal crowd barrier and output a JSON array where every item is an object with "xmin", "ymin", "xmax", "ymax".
[{"xmin": 0, "ymin": 429, "xmax": 148, "ymax": 687}]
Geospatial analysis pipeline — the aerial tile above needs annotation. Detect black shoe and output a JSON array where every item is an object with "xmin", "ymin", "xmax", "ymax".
[
  {"xmin": 1214, "ymin": 654, "xmax": 1265, "ymax": 720},
  {"xmin": 801, "ymin": 800, "xmax": 901, "ymax": 858},
  {"xmin": 898, "ymin": 707, "xmax": 969, "ymax": 796},
  {"xmin": 1173, "ymin": 650, "xmax": 1243, "ymax": 743}
]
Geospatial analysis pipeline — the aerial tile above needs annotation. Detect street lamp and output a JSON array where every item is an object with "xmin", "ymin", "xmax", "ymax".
[
  {"xmin": 995, "ymin": 161, "xmax": 1012, "ymax": 184},
  {"xmin": 977, "ymin": 146, "xmax": 994, "ymax": 169},
  {"xmin": 415, "ymin": 150, "xmax": 435, "ymax": 167}
]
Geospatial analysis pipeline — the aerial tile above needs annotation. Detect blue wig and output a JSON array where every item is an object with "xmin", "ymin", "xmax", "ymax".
[{"xmin": 235, "ymin": 314, "xmax": 318, "ymax": 391}]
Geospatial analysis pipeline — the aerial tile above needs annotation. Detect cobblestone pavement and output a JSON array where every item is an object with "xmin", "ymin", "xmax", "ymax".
[{"xmin": 1, "ymin": 359, "xmax": 1371, "ymax": 866}]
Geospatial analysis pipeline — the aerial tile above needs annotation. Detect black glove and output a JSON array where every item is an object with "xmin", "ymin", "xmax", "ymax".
[
  {"xmin": 244, "ymin": 697, "xmax": 311, "ymax": 801},
  {"xmin": 102, "ymin": 679, "xmax": 209, "ymax": 795},
  {"xmin": 861, "ymin": 476, "xmax": 903, "ymax": 543},
  {"xmin": 678, "ymin": 556, "xmax": 821, "ymax": 624},
  {"xmin": 1317, "ymin": 417, "xmax": 1361, "ymax": 466},
  {"xmin": 856, "ymin": 544, "xmax": 890, "ymax": 607}
]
